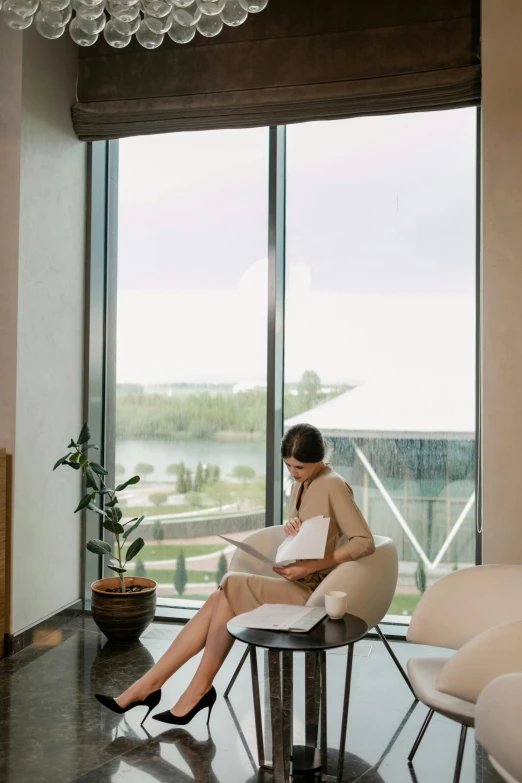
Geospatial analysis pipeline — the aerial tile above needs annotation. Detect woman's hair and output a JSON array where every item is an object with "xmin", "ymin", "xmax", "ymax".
[{"xmin": 281, "ymin": 423, "xmax": 326, "ymax": 463}]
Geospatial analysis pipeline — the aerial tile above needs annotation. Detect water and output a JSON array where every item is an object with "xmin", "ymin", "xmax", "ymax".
[{"xmin": 116, "ymin": 439, "xmax": 266, "ymax": 483}]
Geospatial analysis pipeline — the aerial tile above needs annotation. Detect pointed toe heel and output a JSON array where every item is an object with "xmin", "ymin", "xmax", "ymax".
[
  {"xmin": 94, "ymin": 688, "xmax": 161, "ymax": 725},
  {"xmin": 153, "ymin": 686, "xmax": 217, "ymax": 727}
]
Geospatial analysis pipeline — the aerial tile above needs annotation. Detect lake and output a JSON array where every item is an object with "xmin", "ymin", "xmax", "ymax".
[{"xmin": 116, "ymin": 439, "xmax": 267, "ymax": 483}]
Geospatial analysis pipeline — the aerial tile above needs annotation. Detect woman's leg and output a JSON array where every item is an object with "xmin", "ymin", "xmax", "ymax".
[
  {"xmin": 170, "ymin": 588, "xmax": 236, "ymax": 716},
  {"xmin": 116, "ymin": 590, "xmax": 221, "ymax": 708},
  {"xmin": 169, "ymin": 574, "xmax": 311, "ymax": 716}
]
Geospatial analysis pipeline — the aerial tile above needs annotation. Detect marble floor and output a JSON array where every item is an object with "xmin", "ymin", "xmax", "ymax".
[{"xmin": 0, "ymin": 615, "xmax": 503, "ymax": 783}]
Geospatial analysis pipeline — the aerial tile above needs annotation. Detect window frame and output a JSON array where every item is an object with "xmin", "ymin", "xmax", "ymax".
[{"xmin": 84, "ymin": 112, "xmax": 481, "ymax": 627}]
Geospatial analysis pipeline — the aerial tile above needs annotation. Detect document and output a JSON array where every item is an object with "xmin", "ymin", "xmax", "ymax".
[
  {"xmin": 220, "ymin": 515, "xmax": 330, "ymax": 567},
  {"xmin": 228, "ymin": 604, "xmax": 328, "ymax": 633}
]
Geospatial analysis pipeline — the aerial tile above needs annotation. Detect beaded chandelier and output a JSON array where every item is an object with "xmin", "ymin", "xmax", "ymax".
[{"xmin": 1, "ymin": 0, "xmax": 269, "ymax": 50}]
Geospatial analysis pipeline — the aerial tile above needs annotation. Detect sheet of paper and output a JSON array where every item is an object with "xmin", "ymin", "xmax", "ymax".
[
  {"xmin": 228, "ymin": 603, "xmax": 327, "ymax": 632},
  {"xmin": 219, "ymin": 535, "xmax": 275, "ymax": 567},
  {"xmin": 274, "ymin": 515, "xmax": 330, "ymax": 564}
]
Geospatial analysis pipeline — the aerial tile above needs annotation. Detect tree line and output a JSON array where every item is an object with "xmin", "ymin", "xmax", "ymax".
[{"xmin": 116, "ymin": 373, "xmax": 349, "ymax": 441}]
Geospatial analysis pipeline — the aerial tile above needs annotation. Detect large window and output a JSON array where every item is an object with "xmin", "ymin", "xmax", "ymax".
[
  {"xmin": 111, "ymin": 109, "xmax": 477, "ymax": 617},
  {"xmin": 284, "ymin": 110, "xmax": 477, "ymax": 619},
  {"xmin": 116, "ymin": 129, "xmax": 269, "ymax": 607}
]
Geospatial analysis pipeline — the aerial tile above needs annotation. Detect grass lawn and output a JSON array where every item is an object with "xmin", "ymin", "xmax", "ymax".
[
  {"xmin": 123, "ymin": 504, "xmax": 196, "ymax": 518},
  {"xmin": 387, "ymin": 593, "xmax": 422, "ymax": 617},
  {"xmin": 138, "ymin": 543, "xmax": 226, "ymax": 560},
  {"xmin": 140, "ymin": 569, "xmax": 217, "ymax": 584},
  {"xmin": 124, "ymin": 506, "xmax": 251, "ymax": 522}
]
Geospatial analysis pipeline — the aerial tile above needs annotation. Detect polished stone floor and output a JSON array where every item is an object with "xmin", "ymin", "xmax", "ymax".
[{"xmin": 0, "ymin": 615, "xmax": 503, "ymax": 783}]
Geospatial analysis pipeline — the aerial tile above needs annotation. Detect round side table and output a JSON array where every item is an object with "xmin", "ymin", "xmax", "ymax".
[{"xmin": 228, "ymin": 612, "xmax": 368, "ymax": 783}]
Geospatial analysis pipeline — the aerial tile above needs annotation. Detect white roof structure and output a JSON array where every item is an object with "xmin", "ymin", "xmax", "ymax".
[{"xmin": 285, "ymin": 373, "xmax": 475, "ymax": 440}]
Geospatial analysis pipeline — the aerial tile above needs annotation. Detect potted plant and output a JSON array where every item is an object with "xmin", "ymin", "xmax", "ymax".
[{"xmin": 54, "ymin": 422, "xmax": 157, "ymax": 642}]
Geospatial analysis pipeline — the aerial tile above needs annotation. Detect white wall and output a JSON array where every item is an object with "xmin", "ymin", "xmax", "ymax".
[
  {"xmin": 482, "ymin": 0, "xmax": 522, "ymax": 565},
  {"xmin": 4, "ymin": 29, "xmax": 86, "ymax": 634},
  {"xmin": 0, "ymin": 30, "xmax": 22, "ymax": 460}
]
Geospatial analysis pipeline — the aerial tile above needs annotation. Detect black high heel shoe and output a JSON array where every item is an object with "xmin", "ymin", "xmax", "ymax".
[
  {"xmin": 153, "ymin": 686, "xmax": 216, "ymax": 727},
  {"xmin": 94, "ymin": 689, "xmax": 162, "ymax": 725}
]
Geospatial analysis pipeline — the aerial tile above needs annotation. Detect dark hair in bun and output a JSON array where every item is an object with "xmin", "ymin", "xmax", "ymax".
[{"xmin": 281, "ymin": 423, "xmax": 326, "ymax": 463}]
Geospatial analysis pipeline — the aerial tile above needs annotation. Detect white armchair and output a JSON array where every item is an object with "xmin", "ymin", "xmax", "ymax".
[
  {"xmin": 224, "ymin": 527, "xmax": 412, "ymax": 696},
  {"xmin": 475, "ymin": 673, "xmax": 522, "ymax": 783},
  {"xmin": 405, "ymin": 566, "xmax": 522, "ymax": 782}
]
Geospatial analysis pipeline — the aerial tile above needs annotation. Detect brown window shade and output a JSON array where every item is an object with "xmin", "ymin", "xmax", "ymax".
[{"xmin": 72, "ymin": 0, "xmax": 480, "ymax": 141}]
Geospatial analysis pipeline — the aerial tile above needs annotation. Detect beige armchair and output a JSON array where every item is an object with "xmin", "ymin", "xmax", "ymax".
[
  {"xmin": 406, "ymin": 565, "xmax": 522, "ymax": 782},
  {"xmin": 475, "ymin": 673, "xmax": 522, "ymax": 783},
  {"xmin": 225, "ymin": 528, "xmax": 413, "ymax": 696}
]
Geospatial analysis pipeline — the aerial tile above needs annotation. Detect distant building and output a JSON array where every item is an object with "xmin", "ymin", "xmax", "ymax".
[{"xmin": 285, "ymin": 373, "xmax": 475, "ymax": 569}]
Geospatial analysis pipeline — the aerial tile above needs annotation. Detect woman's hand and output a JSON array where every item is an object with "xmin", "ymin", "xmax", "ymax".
[
  {"xmin": 284, "ymin": 517, "xmax": 302, "ymax": 537},
  {"xmin": 273, "ymin": 562, "xmax": 312, "ymax": 582}
]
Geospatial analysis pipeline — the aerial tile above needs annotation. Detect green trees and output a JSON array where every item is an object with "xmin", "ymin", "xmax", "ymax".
[
  {"xmin": 194, "ymin": 462, "xmax": 204, "ymax": 492},
  {"xmin": 216, "ymin": 552, "xmax": 228, "ymax": 586},
  {"xmin": 134, "ymin": 559, "xmax": 146, "ymax": 578},
  {"xmin": 204, "ymin": 464, "xmax": 220, "ymax": 483},
  {"xmin": 174, "ymin": 550, "xmax": 187, "ymax": 596},
  {"xmin": 135, "ymin": 462, "xmax": 154, "ymax": 482},
  {"xmin": 185, "ymin": 470, "xmax": 193, "ymax": 492},
  {"xmin": 115, "ymin": 382, "xmax": 349, "ymax": 442},
  {"xmin": 115, "ymin": 464, "xmax": 125, "ymax": 475},
  {"xmin": 167, "ymin": 463, "xmax": 181, "ymax": 476},
  {"xmin": 176, "ymin": 462, "xmax": 194, "ymax": 494},
  {"xmin": 209, "ymin": 481, "xmax": 232, "ymax": 509},
  {"xmin": 149, "ymin": 492, "xmax": 169, "ymax": 507},
  {"xmin": 298, "ymin": 370, "xmax": 322, "ymax": 406},
  {"xmin": 185, "ymin": 491, "xmax": 203, "ymax": 509},
  {"xmin": 415, "ymin": 559, "xmax": 427, "ymax": 594},
  {"xmin": 151, "ymin": 519, "xmax": 165, "ymax": 545},
  {"xmin": 232, "ymin": 464, "xmax": 256, "ymax": 480}
]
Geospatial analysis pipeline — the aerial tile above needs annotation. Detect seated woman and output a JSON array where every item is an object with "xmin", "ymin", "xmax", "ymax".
[{"xmin": 95, "ymin": 423, "xmax": 375, "ymax": 726}]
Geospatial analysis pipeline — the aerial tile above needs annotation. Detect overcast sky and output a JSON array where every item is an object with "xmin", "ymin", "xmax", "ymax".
[{"xmin": 116, "ymin": 108, "xmax": 477, "ymax": 385}]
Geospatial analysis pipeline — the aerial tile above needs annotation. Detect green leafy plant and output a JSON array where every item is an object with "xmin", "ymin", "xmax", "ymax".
[{"xmin": 53, "ymin": 422, "xmax": 145, "ymax": 594}]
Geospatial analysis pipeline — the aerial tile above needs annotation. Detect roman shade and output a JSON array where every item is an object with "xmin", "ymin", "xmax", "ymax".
[{"xmin": 72, "ymin": 0, "xmax": 480, "ymax": 141}]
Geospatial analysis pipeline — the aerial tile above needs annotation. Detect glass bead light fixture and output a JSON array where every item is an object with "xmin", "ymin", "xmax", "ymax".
[{"xmin": 1, "ymin": 0, "xmax": 269, "ymax": 47}]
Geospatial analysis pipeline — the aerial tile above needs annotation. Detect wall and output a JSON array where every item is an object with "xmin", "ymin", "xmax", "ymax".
[
  {"xmin": 482, "ymin": 0, "xmax": 522, "ymax": 565},
  {"xmin": 0, "ymin": 26, "xmax": 86, "ymax": 635},
  {"xmin": 0, "ymin": 30, "xmax": 22, "ymax": 459}
]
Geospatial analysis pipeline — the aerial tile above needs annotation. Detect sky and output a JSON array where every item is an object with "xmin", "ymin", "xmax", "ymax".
[{"xmin": 116, "ymin": 108, "xmax": 477, "ymax": 386}]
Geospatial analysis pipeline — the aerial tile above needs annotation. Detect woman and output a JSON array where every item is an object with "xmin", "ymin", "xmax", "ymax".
[{"xmin": 95, "ymin": 423, "xmax": 375, "ymax": 727}]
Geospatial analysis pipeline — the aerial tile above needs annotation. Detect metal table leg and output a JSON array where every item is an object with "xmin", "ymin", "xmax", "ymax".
[
  {"xmin": 336, "ymin": 643, "xmax": 355, "ymax": 783},
  {"xmin": 305, "ymin": 651, "xmax": 320, "ymax": 747},
  {"xmin": 320, "ymin": 650, "xmax": 328, "ymax": 778},
  {"xmin": 250, "ymin": 645, "xmax": 266, "ymax": 767},
  {"xmin": 282, "ymin": 651, "xmax": 293, "ymax": 782},
  {"xmin": 268, "ymin": 650, "xmax": 285, "ymax": 783}
]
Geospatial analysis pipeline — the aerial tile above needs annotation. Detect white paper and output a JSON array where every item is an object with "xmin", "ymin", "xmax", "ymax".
[
  {"xmin": 220, "ymin": 516, "xmax": 330, "ymax": 568},
  {"xmin": 219, "ymin": 535, "xmax": 276, "ymax": 566},
  {"xmin": 274, "ymin": 515, "xmax": 330, "ymax": 564},
  {"xmin": 228, "ymin": 604, "xmax": 328, "ymax": 633}
]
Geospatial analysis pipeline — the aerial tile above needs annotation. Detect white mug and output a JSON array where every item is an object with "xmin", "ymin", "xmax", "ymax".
[{"xmin": 325, "ymin": 590, "xmax": 347, "ymax": 620}]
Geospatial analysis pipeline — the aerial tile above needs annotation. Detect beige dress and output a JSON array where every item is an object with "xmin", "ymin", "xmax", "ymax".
[{"xmin": 221, "ymin": 464, "xmax": 375, "ymax": 615}]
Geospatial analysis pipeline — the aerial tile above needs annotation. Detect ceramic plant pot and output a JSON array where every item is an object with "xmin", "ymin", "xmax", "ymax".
[{"xmin": 91, "ymin": 577, "xmax": 157, "ymax": 643}]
